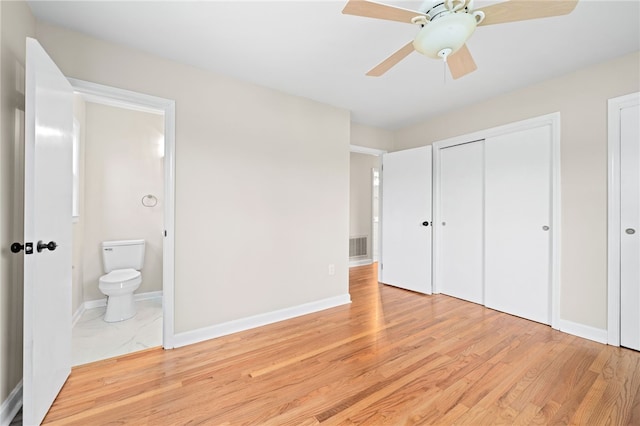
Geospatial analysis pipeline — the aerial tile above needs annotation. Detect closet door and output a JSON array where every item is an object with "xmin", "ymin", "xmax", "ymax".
[
  {"xmin": 620, "ymin": 104, "xmax": 640, "ymax": 350},
  {"xmin": 439, "ymin": 141, "xmax": 484, "ymax": 304},
  {"xmin": 381, "ymin": 146, "xmax": 432, "ymax": 294},
  {"xmin": 484, "ymin": 126, "xmax": 552, "ymax": 324}
]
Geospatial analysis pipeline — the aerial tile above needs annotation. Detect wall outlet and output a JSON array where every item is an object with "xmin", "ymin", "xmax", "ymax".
[{"xmin": 328, "ymin": 264, "xmax": 335, "ymax": 276}]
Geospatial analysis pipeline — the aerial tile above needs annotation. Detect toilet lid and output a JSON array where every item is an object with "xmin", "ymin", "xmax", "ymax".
[{"xmin": 100, "ymin": 268, "xmax": 140, "ymax": 283}]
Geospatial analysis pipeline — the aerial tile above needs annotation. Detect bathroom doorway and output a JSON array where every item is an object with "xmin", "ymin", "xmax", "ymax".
[{"xmin": 69, "ymin": 80, "xmax": 175, "ymax": 365}]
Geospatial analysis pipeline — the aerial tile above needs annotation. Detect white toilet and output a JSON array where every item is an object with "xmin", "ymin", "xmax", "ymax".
[{"xmin": 99, "ymin": 239, "xmax": 145, "ymax": 322}]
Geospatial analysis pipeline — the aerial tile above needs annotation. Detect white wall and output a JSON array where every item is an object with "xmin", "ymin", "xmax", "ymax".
[
  {"xmin": 82, "ymin": 102, "xmax": 164, "ymax": 301},
  {"xmin": 0, "ymin": 0, "xmax": 34, "ymax": 410},
  {"xmin": 35, "ymin": 22, "xmax": 351, "ymax": 335},
  {"xmin": 394, "ymin": 52, "xmax": 640, "ymax": 331}
]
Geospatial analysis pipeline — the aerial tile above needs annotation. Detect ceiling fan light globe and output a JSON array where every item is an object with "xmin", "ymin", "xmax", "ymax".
[{"xmin": 413, "ymin": 13, "xmax": 477, "ymax": 59}]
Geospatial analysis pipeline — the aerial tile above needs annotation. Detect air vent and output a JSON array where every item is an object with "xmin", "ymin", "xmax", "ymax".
[{"xmin": 349, "ymin": 236, "xmax": 368, "ymax": 258}]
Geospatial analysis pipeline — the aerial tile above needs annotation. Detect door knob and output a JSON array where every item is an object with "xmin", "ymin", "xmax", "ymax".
[
  {"xmin": 542, "ymin": 226, "xmax": 550, "ymax": 231},
  {"xmin": 11, "ymin": 242, "xmax": 33, "ymax": 254},
  {"xmin": 422, "ymin": 221, "xmax": 431, "ymax": 227},
  {"xmin": 36, "ymin": 240, "xmax": 57, "ymax": 253},
  {"xmin": 626, "ymin": 228, "xmax": 636, "ymax": 235}
]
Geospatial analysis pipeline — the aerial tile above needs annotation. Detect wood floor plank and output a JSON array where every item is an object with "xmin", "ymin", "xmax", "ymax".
[{"xmin": 43, "ymin": 263, "xmax": 640, "ymax": 424}]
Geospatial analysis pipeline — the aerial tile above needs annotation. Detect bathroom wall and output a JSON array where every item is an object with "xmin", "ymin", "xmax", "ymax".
[{"xmin": 82, "ymin": 102, "xmax": 164, "ymax": 301}]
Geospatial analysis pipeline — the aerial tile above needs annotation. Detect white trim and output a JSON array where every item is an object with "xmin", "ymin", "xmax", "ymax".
[
  {"xmin": 82, "ymin": 291, "xmax": 163, "ymax": 310},
  {"xmin": 431, "ymin": 112, "xmax": 561, "ymax": 328},
  {"xmin": 349, "ymin": 258, "xmax": 373, "ymax": 267},
  {"xmin": 349, "ymin": 144, "xmax": 387, "ymax": 156},
  {"xmin": 559, "ymin": 319, "xmax": 608, "ymax": 345},
  {"xmin": 432, "ymin": 113, "xmax": 560, "ymax": 150},
  {"xmin": 72, "ymin": 303, "xmax": 85, "ymax": 328},
  {"xmin": 0, "ymin": 380, "xmax": 22, "ymax": 426},
  {"xmin": 550, "ymin": 114, "xmax": 562, "ymax": 330},
  {"xmin": 173, "ymin": 294, "xmax": 351, "ymax": 348},
  {"xmin": 68, "ymin": 78, "xmax": 176, "ymax": 350},
  {"xmin": 607, "ymin": 92, "xmax": 640, "ymax": 346}
]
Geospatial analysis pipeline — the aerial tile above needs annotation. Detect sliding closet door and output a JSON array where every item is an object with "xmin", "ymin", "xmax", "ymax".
[
  {"xmin": 381, "ymin": 146, "xmax": 432, "ymax": 294},
  {"xmin": 484, "ymin": 126, "xmax": 552, "ymax": 324},
  {"xmin": 439, "ymin": 141, "xmax": 484, "ymax": 304},
  {"xmin": 620, "ymin": 104, "xmax": 640, "ymax": 350}
]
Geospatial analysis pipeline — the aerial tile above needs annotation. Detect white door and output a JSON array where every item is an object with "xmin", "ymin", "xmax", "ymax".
[
  {"xmin": 620, "ymin": 104, "xmax": 640, "ymax": 350},
  {"xmin": 23, "ymin": 37, "xmax": 73, "ymax": 425},
  {"xmin": 439, "ymin": 141, "xmax": 484, "ymax": 304},
  {"xmin": 381, "ymin": 146, "xmax": 432, "ymax": 294},
  {"xmin": 484, "ymin": 126, "xmax": 552, "ymax": 324}
]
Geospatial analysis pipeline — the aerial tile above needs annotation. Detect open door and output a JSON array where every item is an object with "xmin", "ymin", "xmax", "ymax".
[
  {"xmin": 380, "ymin": 146, "xmax": 432, "ymax": 294},
  {"xmin": 22, "ymin": 37, "xmax": 73, "ymax": 425}
]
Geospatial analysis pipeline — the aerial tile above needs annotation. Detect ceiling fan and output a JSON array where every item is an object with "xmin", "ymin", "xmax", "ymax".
[{"xmin": 343, "ymin": 0, "xmax": 579, "ymax": 79}]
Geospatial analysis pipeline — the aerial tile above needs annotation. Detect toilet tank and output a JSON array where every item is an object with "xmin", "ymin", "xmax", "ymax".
[{"xmin": 102, "ymin": 239, "xmax": 145, "ymax": 272}]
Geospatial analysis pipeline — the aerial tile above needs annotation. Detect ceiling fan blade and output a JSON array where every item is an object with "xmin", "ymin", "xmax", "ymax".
[
  {"xmin": 342, "ymin": 0, "xmax": 426, "ymax": 24},
  {"xmin": 477, "ymin": 0, "xmax": 579, "ymax": 26},
  {"xmin": 447, "ymin": 44, "xmax": 477, "ymax": 79},
  {"xmin": 366, "ymin": 41, "xmax": 415, "ymax": 77}
]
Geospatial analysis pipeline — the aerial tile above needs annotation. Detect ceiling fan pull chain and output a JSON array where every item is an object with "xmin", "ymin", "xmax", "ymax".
[{"xmin": 443, "ymin": 57, "xmax": 447, "ymax": 85}]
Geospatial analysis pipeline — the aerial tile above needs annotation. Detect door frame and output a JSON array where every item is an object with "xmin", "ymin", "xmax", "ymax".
[
  {"xmin": 69, "ymin": 78, "xmax": 177, "ymax": 349},
  {"xmin": 607, "ymin": 92, "xmax": 640, "ymax": 346},
  {"xmin": 350, "ymin": 144, "xmax": 386, "ymax": 275},
  {"xmin": 432, "ymin": 112, "xmax": 561, "ymax": 329}
]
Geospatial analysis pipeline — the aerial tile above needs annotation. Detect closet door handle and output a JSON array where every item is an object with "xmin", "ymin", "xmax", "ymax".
[
  {"xmin": 542, "ymin": 226, "xmax": 550, "ymax": 231},
  {"xmin": 626, "ymin": 228, "xmax": 636, "ymax": 235}
]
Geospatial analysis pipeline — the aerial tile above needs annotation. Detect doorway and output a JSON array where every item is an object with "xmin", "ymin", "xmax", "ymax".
[
  {"xmin": 71, "ymin": 97, "xmax": 165, "ymax": 365},
  {"xmin": 349, "ymin": 145, "xmax": 386, "ymax": 268},
  {"xmin": 70, "ymin": 79, "xmax": 176, "ymax": 355}
]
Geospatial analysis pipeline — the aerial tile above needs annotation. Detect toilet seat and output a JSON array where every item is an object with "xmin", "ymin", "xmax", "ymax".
[
  {"xmin": 98, "ymin": 268, "xmax": 142, "ymax": 322},
  {"xmin": 99, "ymin": 268, "xmax": 141, "ymax": 286}
]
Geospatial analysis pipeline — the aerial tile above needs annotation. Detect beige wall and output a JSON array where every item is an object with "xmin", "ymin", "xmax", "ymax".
[
  {"xmin": 350, "ymin": 153, "xmax": 380, "ymax": 258},
  {"xmin": 35, "ymin": 23, "xmax": 351, "ymax": 334},
  {"xmin": 81, "ymin": 102, "xmax": 164, "ymax": 301},
  {"xmin": 351, "ymin": 122, "xmax": 394, "ymax": 151},
  {"xmin": 395, "ymin": 52, "xmax": 640, "ymax": 330},
  {"xmin": 0, "ymin": 0, "xmax": 34, "ymax": 407}
]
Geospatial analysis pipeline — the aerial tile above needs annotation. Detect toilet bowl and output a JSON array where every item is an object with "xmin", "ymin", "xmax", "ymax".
[
  {"xmin": 99, "ymin": 239, "xmax": 145, "ymax": 322},
  {"xmin": 99, "ymin": 268, "xmax": 142, "ymax": 322}
]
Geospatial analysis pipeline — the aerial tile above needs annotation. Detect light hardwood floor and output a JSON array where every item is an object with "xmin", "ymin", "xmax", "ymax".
[{"xmin": 44, "ymin": 263, "xmax": 640, "ymax": 425}]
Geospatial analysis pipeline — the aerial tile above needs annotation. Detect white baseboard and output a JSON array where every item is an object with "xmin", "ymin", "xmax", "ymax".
[
  {"xmin": 173, "ymin": 294, "xmax": 352, "ymax": 348},
  {"xmin": 559, "ymin": 319, "xmax": 608, "ymax": 344},
  {"xmin": 83, "ymin": 290, "xmax": 163, "ymax": 310},
  {"xmin": 0, "ymin": 380, "xmax": 22, "ymax": 426},
  {"xmin": 72, "ymin": 303, "xmax": 86, "ymax": 327},
  {"xmin": 349, "ymin": 258, "xmax": 373, "ymax": 267}
]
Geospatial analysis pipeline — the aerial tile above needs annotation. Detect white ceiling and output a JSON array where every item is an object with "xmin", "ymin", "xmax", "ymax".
[{"xmin": 27, "ymin": 0, "xmax": 640, "ymax": 130}]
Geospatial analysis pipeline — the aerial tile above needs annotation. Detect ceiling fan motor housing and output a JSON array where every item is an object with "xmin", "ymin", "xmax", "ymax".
[{"xmin": 413, "ymin": 12, "xmax": 479, "ymax": 59}]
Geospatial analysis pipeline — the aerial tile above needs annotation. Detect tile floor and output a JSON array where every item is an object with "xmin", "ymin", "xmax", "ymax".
[{"xmin": 72, "ymin": 298, "xmax": 163, "ymax": 366}]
